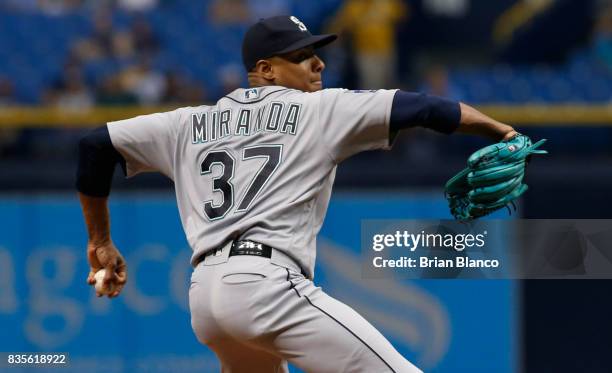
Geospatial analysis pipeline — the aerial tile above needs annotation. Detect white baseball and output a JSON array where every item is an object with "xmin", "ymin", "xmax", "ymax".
[{"xmin": 94, "ymin": 269, "xmax": 117, "ymax": 295}]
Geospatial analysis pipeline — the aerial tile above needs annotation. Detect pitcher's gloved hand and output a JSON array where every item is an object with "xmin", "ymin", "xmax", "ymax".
[{"xmin": 445, "ymin": 133, "xmax": 548, "ymax": 220}]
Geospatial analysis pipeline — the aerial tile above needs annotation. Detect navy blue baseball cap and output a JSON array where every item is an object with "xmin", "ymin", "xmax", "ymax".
[{"xmin": 242, "ymin": 15, "xmax": 337, "ymax": 71}]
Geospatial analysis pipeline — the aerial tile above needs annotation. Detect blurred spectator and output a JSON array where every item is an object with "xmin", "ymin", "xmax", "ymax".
[
  {"xmin": 130, "ymin": 17, "xmax": 160, "ymax": 56},
  {"xmin": 208, "ymin": 0, "xmax": 250, "ymax": 25},
  {"xmin": 73, "ymin": 11, "xmax": 114, "ymax": 62},
  {"xmin": 44, "ymin": 62, "xmax": 95, "ymax": 110},
  {"xmin": 2, "ymin": 0, "xmax": 114, "ymax": 13},
  {"xmin": 420, "ymin": 65, "xmax": 464, "ymax": 100},
  {"xmin": 246, "ymin": 0, "xmax": 289, "ymax": 21},
  {"xmin": 55, "ymin": 74, "xmax": 95, "ymax": 110},
  {"xmin": 112, "ymin": 30, "xmax": 137, "ymax": 61},
  {"xmin": 2, "ymin": 0, "xmax": 38, "ymax": 12},
  {"xmin": 329, "ymin": 0, "xmax": 408, "ymax": 89},
  {"xmin": 0, "ymin": 77, "xmax": 15, "ymax": 107},
  {"xmin": 37, "ymin": 0, "xmax": 82, "ymax": 16},
  {"xmin": 593, "ymin": 4, "xmax": 612, "ymax": 69},
  {"xmin": 96, "ymin": 74, "xmax": 138, "ymax": 105},
  {"xmin": 422, "ymin": 0, "xmax": 469, "ymax": 17},
  {"xmin": 163, "ymin": 71, "xmax": 208, "ymax": 104},
  {"xmin": 74, "ymin": 15, "xmax": 159, "ymax": 62},
  {"xmin": 117, "ymin": 59, "xmax": 166, "ymax": 105},
  {"xmin": 117, "ymin": 0, "xmax": 158, "ymax": 13},
  {"xmin": 493, "ymin": 0, "xmax": 555, "ymax": 45},
  {"xmin": 81, "ymin": 0, "xmax": 115, "ymax": 11}
]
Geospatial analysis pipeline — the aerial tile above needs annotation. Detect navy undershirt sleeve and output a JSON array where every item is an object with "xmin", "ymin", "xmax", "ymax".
[
  {"xmin": 76, "ymin": 125, "xmax": 126, "ymax": 197},
  {"xmin": 389, "ymin": 91, "xmax": 461, "ymax": 135}
]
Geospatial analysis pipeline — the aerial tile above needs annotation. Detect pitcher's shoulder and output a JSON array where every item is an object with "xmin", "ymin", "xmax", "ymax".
[
  {"xmin": 280, "ymin": 88, "xmax": 349, "ymax": 103},
  {"xmin": 173, "ymin": 105, "xmax": 211, "ymax": 117}
]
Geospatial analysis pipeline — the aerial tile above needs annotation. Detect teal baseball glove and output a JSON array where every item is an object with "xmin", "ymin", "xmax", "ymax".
[{"xmin": 445, "ymin": 133, "xmax": 547, "ymax": 220}]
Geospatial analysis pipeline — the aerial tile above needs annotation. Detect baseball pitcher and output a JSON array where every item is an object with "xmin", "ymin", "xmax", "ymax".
[{"xmin": 77, "ymin": 16, "xmax": 543, "ymax": 373}]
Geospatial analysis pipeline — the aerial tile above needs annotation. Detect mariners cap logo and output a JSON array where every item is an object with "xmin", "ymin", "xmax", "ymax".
[{"xmin": 290, "ymin": 16, "xmax": 308, "ymax": 32}]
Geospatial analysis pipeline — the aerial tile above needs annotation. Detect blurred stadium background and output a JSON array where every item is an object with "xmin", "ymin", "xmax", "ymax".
[{"xmin": 0, "ymin": 0, "xmax": 610, "ymax": 372}]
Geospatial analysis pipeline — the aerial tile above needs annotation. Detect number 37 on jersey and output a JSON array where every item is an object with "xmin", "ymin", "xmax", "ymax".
[{"xmin": 199, "ymin": 145, "xmax": 282, "ymax": 221}]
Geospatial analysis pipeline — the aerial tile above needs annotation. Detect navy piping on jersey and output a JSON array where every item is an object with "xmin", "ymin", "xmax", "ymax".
[
  {"xmin": 223, "ymin": 88, "xmax": 289, "ymax": 105},
  {"xmin": 284, "ymin": 268, "xmax": 397, "ymax": 373}
]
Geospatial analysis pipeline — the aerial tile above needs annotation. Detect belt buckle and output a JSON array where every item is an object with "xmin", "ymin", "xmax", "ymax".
[
  {"xmin": 235, "ymin": 240, "xmax": 263, "ymax": 250},
  {"xmin": 233, "ymin": 240, "xmax": 265, "ymax": 256}
]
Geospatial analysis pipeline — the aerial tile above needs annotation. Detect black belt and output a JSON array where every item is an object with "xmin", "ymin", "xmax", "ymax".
[
  {"xmin": 196, "ymin": 240, "xmax": 273, "ymax": 266},
  {"xmin": 197, "ymin": 240, "xmax": 308, "ymax": 278}
]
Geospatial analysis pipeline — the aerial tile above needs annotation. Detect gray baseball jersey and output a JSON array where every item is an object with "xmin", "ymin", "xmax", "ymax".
[
  {"xmin": 107, "ymin": 86, "xmax": 397, "ymax": 278},
  {"xmin": 108, "ymin": 85, "xmax": 423, "ymax": 372}
]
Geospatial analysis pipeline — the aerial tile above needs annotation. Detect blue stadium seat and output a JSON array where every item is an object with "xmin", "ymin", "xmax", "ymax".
[{"xmin": 0, "ymin": 4, "xmax": 608, "ymax": 105}]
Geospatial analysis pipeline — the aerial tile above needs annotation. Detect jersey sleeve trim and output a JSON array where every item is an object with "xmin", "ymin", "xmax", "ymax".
[{"xmin": 383, "ymin": 89, "xmax": 400, "ymax": 149}]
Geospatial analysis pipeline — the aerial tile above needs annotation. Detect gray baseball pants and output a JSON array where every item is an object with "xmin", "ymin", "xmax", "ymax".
[{"xmin": 189, "ymin": 242, "xmax": 422, "ymax": 373}]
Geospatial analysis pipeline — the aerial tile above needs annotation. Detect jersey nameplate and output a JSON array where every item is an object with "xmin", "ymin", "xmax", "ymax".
[{"xmin": 191, "ymin": 102, "xmax": 302, "ymax": 144}]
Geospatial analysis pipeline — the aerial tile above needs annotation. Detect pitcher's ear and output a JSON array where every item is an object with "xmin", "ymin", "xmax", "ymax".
[{"xmin": 254, "ymin": 59, "xmax": 274, "ymax": 79}]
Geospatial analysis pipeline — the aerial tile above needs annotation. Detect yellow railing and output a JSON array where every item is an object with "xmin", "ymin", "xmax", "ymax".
[
  {"xmin": 0, "ymin": 104, "xmax": 611, "ymax": 127},
  {"xmin": 478, "ymin": 104, "xmax": 612, "ymax": 126},
  {"xmin": 0, "ymin": 106, "xmax": 181, "ymax": 128}
]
